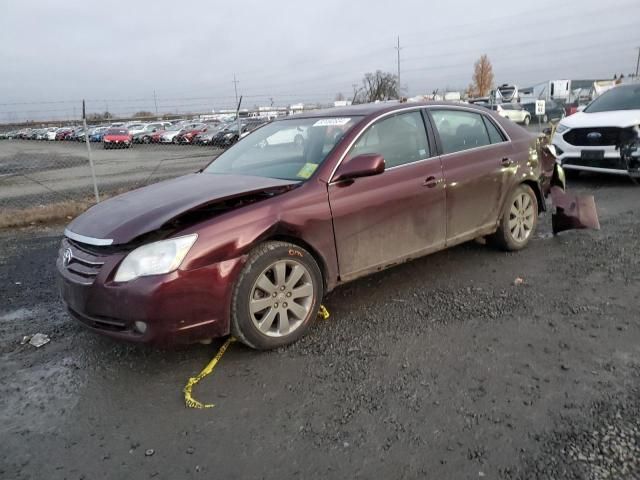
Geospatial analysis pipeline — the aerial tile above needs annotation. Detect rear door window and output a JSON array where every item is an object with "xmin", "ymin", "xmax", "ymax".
[
  {"xmin": 482, "ymin": 116, "xmax": 506, "ymax": 144},
  {"xmin": 431, "ymin": 110, "xmax": 491, "ymax": 154}
]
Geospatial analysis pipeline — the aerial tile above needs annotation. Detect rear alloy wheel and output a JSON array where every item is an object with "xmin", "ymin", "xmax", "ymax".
[
  {"xmin": 231, "ymin": 241, "xmax": 323, "ymax": 349},
  {"xmin": 489, "ymin": 184, "xmax": 538, "ymax": 251}
]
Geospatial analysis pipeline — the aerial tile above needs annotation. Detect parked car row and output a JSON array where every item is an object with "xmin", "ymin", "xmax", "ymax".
[{"xmin": 2, "ymin": 118, "xmax": 271, "ymax": 149}]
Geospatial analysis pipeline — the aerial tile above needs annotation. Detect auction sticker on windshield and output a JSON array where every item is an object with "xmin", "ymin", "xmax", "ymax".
[
  {"xmin": 296, "ymin": 163, "xmax": 319, "ymax": 179},
  {"xmin": 313, "ymin": 118, "xmax": 351, "ymax": 127}
]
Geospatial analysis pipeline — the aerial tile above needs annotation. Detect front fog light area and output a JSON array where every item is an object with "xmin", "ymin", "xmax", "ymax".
[{"xmin": 134, "ymin": 321, "xmax": 147, "ymax": 334}]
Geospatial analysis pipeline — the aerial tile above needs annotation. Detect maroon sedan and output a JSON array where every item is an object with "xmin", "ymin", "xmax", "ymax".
[{"xmin": 58, "ymin": 102, "xmax": 550, "ymax": 349}]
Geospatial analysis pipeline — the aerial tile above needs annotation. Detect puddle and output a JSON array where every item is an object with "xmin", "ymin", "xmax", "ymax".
[{"xmin": 0, "ymin": 307, "xmax": 44, "ymax": 323}]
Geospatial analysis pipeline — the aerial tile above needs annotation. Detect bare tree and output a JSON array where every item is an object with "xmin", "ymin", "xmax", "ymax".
[
  {"xmin": 470, "ymin": 54, "xmax": 494, "ymax": 97},
  {"xmin": 335, "ymin": 92, "xmax": 345, "ymax": 101},
  {"xmin": 87, "ymin": 111, "xmax": 113, "ymax": 121},
  {"xmin": 133, "ymin": 111, "xmax": 154, "ymax": 118},
  {"xmin": 355, "ymin": 70, "xmax": 399, "ymax": 104}
]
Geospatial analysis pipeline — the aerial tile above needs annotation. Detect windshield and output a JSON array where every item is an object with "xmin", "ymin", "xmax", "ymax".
[
  {"xmin": 584, "ymin": 85, "xmax": 640, "ymax": 113},
  {"xmin": 204, "ymin": 116, "xmax": 362, "ymax": 181},
  {"xmin": 107, "ymin": 128, "xmax": 128, "ymax": 135}
]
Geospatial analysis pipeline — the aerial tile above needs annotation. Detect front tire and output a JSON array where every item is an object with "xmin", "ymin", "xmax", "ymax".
[
  {"xmin": 230, "ymin": 241, "xmax": 324, "ymax": 350},
  {"xmin": 523, "ymin": 115, "xmax": 530, "ymax": 126},
  {"xmin": 489, "ymin": 184, "xmax": 538, "ymax": 251}
]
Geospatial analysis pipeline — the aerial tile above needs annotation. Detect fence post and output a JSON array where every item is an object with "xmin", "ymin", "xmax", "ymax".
[
  {"xmin": 236, "ymin": 95, "xmax": 243, "ymax": 143},
  {"xmin": 82, "ymin": 100, "xmax": 100, "ymax": 203}
]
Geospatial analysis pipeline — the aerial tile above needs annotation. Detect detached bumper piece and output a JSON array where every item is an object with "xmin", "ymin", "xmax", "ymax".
[
  {"xmin": 543, "ymin": 162, "xmax": 600, "ymax": 235},
  {"xmin": 550, "ymin": 187, "xmax": 601, "ymax": 234}
]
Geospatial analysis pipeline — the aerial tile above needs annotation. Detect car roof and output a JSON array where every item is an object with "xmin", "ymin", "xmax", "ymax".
[{"xmin": 281, "ymin": 101, "xmax": 495, "ymax": 120}]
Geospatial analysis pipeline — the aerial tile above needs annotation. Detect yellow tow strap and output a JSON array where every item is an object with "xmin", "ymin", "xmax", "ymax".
[
  {"xmin": 183, "ymin": 305, "xmax": 330, "ymax": 409},
  {"xmin": 318, "ymin": 304, "xmax": 330, "ymax": 320},
  {"xmin": 183, "ymin": 336, "xmax": 236, "ymax": 409}
]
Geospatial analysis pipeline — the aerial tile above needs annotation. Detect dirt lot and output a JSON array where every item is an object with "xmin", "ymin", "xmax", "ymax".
[{"xmin": 0, "ymin": 173, "xmax": 638, "ymax": 480}]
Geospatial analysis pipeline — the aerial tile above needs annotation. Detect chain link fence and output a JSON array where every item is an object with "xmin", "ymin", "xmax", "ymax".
[{"xmin": 0, "ymin": 102, "xmax": 322, "ymax": 225}]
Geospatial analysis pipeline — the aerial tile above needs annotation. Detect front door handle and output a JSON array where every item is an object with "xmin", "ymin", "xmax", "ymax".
[
  {"xmin": 423, "ymin": 176, "xmax": 442, "ymax": 188},
  {"xmin": 501, "ymin": 157, "xmax": 514, "ymax": 167}
]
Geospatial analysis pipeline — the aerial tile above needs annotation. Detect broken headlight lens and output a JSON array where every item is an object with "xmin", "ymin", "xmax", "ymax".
[{"xmin": 114, "ymin": 234, "xmax": 197, "ymax": 282}]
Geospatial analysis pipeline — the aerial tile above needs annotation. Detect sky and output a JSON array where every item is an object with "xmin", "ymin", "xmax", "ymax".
[{"xmin": 1, "ymin": 0, "xmax": 639, "ymax": 121}]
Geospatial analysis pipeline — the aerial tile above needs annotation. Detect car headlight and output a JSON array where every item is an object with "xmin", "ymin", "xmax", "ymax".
[
  {"xmin": 555, "ymin": 123, "xmax": 569, "ymax": 134},
  {"xmin": 114, "ymin": 234, "xmax": 197, "ymax": 282},
  {"xmin": 224, "ymin": 132, "xmax": 234, "ymax": 138}
]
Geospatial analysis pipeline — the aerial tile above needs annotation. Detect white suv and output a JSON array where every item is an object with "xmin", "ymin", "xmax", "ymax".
[{"xmin": 552, "ymin": 84, "xmax": 640, "ymax": 176}]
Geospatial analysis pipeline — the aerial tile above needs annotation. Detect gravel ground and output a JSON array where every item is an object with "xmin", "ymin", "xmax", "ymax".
[{"xmin": 0, "ymin": 173, "xmax": 638, "ymax": 479}]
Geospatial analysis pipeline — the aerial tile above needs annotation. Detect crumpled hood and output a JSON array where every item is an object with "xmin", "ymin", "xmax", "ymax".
[
  {"xmin": 562, "ymin": 110, "xmax": 640, "ymax": 129},
  {"xmin": 66, "ymin": 173, "xmax": 297, "ymax": 244}
]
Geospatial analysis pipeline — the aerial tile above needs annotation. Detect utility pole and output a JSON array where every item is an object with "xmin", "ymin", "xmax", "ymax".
[
  {"xmin": 395, "ymin": 36, "xmax": 402, "ymax": 98},
  {"xmin": 635, "ymin": 47, "xmax": 640, "ymax": 78},
  {"xmin": 232, "ymin": 74, "xmax": 240, "ymax": 104},
  {"xmin": 153, "ymin": 90, "xmax": 158, "ymax": 116}
]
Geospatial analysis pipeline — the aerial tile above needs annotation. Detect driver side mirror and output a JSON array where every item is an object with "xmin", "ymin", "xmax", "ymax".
[{"xmin": 333, "ymin": 153, "xmax": 385, "ymax": 182}]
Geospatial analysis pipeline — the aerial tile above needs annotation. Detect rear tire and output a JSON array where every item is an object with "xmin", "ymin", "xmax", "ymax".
[
  {"xmin": 523, "ymin": 115, "xmax": 530, "ymax": 126},
  {"xmin": 230, "ymin": 241, "xmax": 323, "ymax": 350},
  {"xmin": 488, "ymin": 184, "xmax": 538, "ymax": 251}
]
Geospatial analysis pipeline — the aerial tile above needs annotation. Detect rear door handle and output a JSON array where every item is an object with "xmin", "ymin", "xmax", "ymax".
[
  {"xmin": 423, "ymin": 176, "xmax": 442, "ymax": 188},
  {"xmin": 501, "ymin": 157, "xmax": 513, "ymax": 167}
]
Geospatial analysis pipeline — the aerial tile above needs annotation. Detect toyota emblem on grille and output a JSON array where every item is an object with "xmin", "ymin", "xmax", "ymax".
[
  {"xmin": 587, "ymin": 131, "xmax": 602, "ymax": 143},
  {"xmin": 62, "ymin": 248, "xmax": 73, "ymax": 267}
]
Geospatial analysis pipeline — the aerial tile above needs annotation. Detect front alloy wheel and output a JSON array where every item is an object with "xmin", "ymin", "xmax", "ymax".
[
  {"xmin": 249, "ymin": 259, "xmax": 314, "ymax": 337},
  {"xmin": 231, "ymin": 241, "xmax": 323, "ymax": 349}
]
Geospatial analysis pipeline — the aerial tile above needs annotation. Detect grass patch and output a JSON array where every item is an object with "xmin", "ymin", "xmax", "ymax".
[
  {"xmin": 0, "ymin": 187, "xmax": 133, "ymax": 230},
  {"xmin": 0, "ymin": 199, "xmax": 95, "ymax": 229}
]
